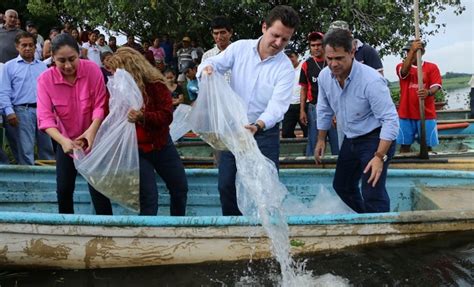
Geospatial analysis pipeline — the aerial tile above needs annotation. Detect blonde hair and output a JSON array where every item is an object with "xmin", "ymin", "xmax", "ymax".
[{"xmin": 107, "ymin": 47, "xmax": 167, "ymax": 98}]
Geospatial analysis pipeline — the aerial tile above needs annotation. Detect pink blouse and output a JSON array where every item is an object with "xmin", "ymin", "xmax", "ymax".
[{"xmin": 37, "ymin": 59, "xmax": 106, "ymax": 140}]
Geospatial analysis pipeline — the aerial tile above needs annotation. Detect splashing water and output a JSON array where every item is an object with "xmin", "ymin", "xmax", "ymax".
[{"xmin": 188, "ymin": 73, "xmax": 350, "ymax": 286}]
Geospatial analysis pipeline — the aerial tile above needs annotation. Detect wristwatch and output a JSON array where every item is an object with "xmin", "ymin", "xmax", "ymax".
[
  {"xmin": 374, "ymin": 151, "xmax": 388, "ymax": 162},
  {"xmin": 251, "ymin": 122, "xmax": 263, "ymax": 134}
]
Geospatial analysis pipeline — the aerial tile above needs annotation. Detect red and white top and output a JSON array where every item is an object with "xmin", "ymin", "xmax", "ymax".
[{"xmin": 396, "ymin": 61, "xmax": 442, "ymax": 120}]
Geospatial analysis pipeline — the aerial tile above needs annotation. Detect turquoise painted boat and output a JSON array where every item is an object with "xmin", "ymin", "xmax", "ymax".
[{"xmin": 0, "ymin": 166, "xmax": 472, "ymax": 269}]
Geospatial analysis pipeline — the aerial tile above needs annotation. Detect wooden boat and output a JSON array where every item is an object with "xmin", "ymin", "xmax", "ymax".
[
  {"xmin": 0, "ymin": 165, "xmax": 472, "ymax": 269},
  {"xmin": 437, "ymin": 119, "xmax": 474, "ymax": 135},
  {"xmin": 175, "ymin": 134, "xmax": 474, "ymax": 159},
  {"xmin": 437, "ymin": 109, "xmax": 471, "ymax": 121}
]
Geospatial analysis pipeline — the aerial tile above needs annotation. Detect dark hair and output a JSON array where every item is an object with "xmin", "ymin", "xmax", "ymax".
[
  {"xmin": 264, "ymin": 5, "xmax": 300, "ymax": 30},
  {"xmin": 100, "ymin": 51, "xmax": 113, "ymax": 62},
  {"xmin": 210, "ymin": 16, "xmax": 232, "ymax": 31},
  {"xmin": 164, "ymin": 68, "xmax": 175, "ymax": 75},
  {"xmin": 284, "ymin": 48, "xmax": 297, "ymax": 57},
  {"xmin": 15, "ymin": 31, "xmax": 36, "ymax": 45},
  {"xmin": 323, "ymin": 29, "xmax": 353, "ymax": 53},
  {"xmin": 98, "ymin": 34, "xmax": 105, "ymax": 39},
  {"xmin": 51, "ymin": 33, "xmax": 80, "ymax": 54},
  {"xmin": 109, "ymin": 36, "xmax": 116, "ymax": 41}
]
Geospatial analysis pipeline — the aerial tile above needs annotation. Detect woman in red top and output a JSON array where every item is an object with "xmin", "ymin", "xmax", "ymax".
[{"xmin": 107, "ymin": 47, "xmax": 188, "ymax": 216}]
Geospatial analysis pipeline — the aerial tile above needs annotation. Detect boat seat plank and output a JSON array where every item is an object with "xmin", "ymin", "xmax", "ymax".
[{"xmin": 422, "ymin": 186, "xmax": 473, "ymax": 210}]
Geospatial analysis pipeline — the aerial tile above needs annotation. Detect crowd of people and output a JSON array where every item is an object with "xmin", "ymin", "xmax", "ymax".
[{"xmin": 0, "ymin": 6, "xmax": 443, "ymax": 216}]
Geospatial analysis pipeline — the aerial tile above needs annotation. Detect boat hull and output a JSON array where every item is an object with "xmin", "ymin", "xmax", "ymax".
[{"xmin": 0, "ymin": 210, "xmax": 472, "ymax": 269}]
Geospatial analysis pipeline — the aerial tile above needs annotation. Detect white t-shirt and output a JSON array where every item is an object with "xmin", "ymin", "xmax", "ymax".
[
  {"xmin": 82, "ymin": 42, "xmax": 102, "ymax": 67},
  {"xmin": 290, "ymin": 62, "xmax": 302, "ymax": 104}
]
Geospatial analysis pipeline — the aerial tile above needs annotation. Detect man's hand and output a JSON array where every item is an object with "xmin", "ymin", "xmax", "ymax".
[
  {"xmin": 244, "ymin": 120, "xmax": 265, "ymax": 135},
  {"xmin": 417, "ymin": 88, "xmax": 429, "ymax": 99},
  {"xmin": 6, "ymin": 113, "xmax": 18, "ymax": 127},
  {"xmin": 314, "ymin": 139, "xmax": 326, "ymax": 164},
  {"xmin": 127, "ymin": 109, "xmax": 144, "ymax": 123},
  {"xmin": 299, "ymin": 110, "xmax": 308, "ymax": 126},
  {"xmin": 363, "ymin": 157, "xmax": 384, "ymax": 187},
  {"xmin": 410, "ymin": 39, "xmax": 424, "ymax": 53},
  {"xmin": 203, "ymin": 65, "xmax": 213, "ymax": 75}
]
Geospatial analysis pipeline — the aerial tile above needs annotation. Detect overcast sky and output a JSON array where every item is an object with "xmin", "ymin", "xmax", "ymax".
[{"xmin": 382, "ymin": 0, "xmax": 473, "ymax": 81}]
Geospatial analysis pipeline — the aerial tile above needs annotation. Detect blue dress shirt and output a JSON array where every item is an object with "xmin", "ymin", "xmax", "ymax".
[
  {"xmin": 197, "ymin": 38, "xmax": 294, "ymax": 130},
  {"xmin": 317, "ymin": 60, "xmax": 399, "ymax": 141},
  {"xmin": 0, "ymin": 55, "xmax": 47, "ymax": 115}
]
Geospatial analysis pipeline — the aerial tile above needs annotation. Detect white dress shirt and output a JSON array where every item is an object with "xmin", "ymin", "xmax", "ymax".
[{"xmin": 197, "ymin": 38, "xmax": 294, "ymax": 129}]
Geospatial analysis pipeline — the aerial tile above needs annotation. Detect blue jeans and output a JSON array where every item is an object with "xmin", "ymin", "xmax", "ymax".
[
  {"xmin": 333, "ymin": 128, "xmax": 396, "ymax": 213},
  {"xmin": 306, "ymin": 103, "xmax": 339, "ymax": 156},
  {"xmin": 139, "ymin": 137, "xmax": 188, "ymax": 216},
  {"xmin": 3, "ymin": 106, "xmax": 54, "ymax": 165},
  {"xmin": 56, "ymin": 147, "xmax": 113, "ymax": 215},
  {"xmin": 218, "ymin": 125, "xmax": 280, "ymax": 216}
]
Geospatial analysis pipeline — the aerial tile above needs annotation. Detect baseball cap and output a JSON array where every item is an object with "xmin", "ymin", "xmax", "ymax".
[
  {"xmin": 25, "ymin": 20, "xmax": 35, "ymax": 27},
  {"xmin": 328, "ymin": 20, "xmax": 350, "ymax": 31},
  {"xmin": 307, "ymin": 31, "xmax": 324, "ymax": 41},
  {"xmin": 182, "ymin": 36, "xmax": 191, "ymax": 42},
  {"xmin": 180, "ymin": 61, "xmax": 196, "ymax": 73}
]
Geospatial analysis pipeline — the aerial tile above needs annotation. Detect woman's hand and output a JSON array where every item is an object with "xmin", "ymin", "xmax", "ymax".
[
  {"xmin": 60, "ymin": 138, "xmax": 78, "ymax": 154},
  {"xmin": 127, "ymin": 109, "xmax": 144, "ymax": 123}
]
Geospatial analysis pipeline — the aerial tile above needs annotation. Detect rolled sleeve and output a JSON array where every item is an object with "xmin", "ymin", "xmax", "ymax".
[
  {"xmin": 316, "ymin": 80, "xmax": 334, "ymax": 131},
  {"xmin": 367, "ymin": 78, "xmax": 399, "ymax": 140}
]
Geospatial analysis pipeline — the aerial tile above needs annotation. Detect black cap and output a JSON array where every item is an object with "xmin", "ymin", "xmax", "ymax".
[
  {"xmin": 284, "ymin": 48, "xmax": 297, "ymax": 56},
  {"xmin": 180, "ymin": 61, "xmax": 196, "ymax": 73},
  {"xmin": 26, "ymin": 20, "xmax": 35, "ymax": 27}
]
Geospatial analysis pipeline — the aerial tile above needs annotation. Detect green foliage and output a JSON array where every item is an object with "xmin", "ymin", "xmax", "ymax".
[{"xmin": 19, "ymin": 0, "xmax": 464, "ymax": 54}]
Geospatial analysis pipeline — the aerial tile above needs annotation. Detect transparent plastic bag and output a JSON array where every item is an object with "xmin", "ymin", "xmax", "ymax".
[
  {"xmin": 74, "ymin": 69, "xmax": 142, "ymax": 212},
  {"xmin": 188, "ymin": 73, "xmax": 254, "ymax": 151},
  {"xmin": 169, "ymin": 104, "xmax": 192, "ymax": 142}
]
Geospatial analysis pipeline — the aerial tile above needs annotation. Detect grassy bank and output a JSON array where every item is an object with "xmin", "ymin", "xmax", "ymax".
[{"xmin": 389, "ymin": 75, "xmax": 471, "ymax": 103}]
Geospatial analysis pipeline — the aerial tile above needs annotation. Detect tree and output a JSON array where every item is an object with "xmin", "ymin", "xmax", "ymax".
[{"xmin": 23, "ymin": 0, "xmax": 465, "ymax": 55}]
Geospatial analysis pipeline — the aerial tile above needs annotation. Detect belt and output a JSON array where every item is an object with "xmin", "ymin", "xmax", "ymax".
[
  {"xmin": 15, "ymin": 103, "xmax": 37, "ymax": 108},
  {"xmin": 354, "ymin": 127, "xmax": 381, "ymax": 139}
]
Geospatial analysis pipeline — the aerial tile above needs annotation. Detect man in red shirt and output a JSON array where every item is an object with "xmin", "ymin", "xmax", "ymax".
[
  {"xmin": 396, "ymin": 40, "xmax": 442, "ymax": 152},
  {"xmin": 299, "ymin": 31, "xmax": 338, "ymax": 156}
]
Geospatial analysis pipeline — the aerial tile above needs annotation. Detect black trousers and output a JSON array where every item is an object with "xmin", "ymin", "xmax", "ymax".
[
  {"xmin": 56, "ymin": 147, "xmax": 113, "ymax": 215},
  {"xmin": 282, "ymin": 103, "xmax": 308, "ymax": 138}
]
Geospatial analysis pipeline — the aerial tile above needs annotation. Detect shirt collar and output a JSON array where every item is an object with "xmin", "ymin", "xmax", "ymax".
[{"xmin": 14, "ymin": 55, "xmax": 40, "ymax": 65}]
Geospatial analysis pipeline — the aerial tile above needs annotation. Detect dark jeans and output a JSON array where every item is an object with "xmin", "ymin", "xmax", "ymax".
[
  {"xmin": 139, "ymin": 137, "xmax": 188, "ymax": 216},
  {"xmin": 56, "ymin": 147, "xmax": 112, "ymax": 215},
  {"xmin": 218, "ymin": 125, "xmax": 280, "ymax": 216},
  {"xmin": 282, "ymin": 104, "xmax": 308, "ymax": 138},
  {"xmin": 333, "ymin": 128, "xmax": 396, "ymax": 213}
]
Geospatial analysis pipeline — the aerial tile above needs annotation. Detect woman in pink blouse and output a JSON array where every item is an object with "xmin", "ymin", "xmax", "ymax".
[{"xmin": 37, "ymin": 33, "xmax": 112, "ymax": 215}]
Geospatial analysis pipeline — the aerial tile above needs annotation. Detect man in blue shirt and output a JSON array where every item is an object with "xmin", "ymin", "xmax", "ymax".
[
  {"xmin": 315, "ymin": 29, "xmax": 399, "ymax": 213},
  {"xmin": 0, "ymin": 31, "xmax": 54, "ymax": 165},
  {"xmin": 198, "ymin": 5, "xmax": 300, "ymax": 216}
]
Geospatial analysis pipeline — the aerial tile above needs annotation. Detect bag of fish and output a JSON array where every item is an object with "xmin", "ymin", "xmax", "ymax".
[
  {"xmin": 169, "ymin": 104, "xmax": 192, "ymax": 142},
  {"xmin": 188, "ymin": 73, "xmax": 287, "ymax": 219},
  {"xmin": 74, "ymin": 69, "xmax": 142, "ymax": 212}
]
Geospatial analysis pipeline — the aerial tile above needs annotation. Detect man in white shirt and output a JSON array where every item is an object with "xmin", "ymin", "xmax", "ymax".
[
  {"xmin": 198, "ymin": 5, "xmax": 300, "ymax": 216},
  {"xmin": 201, "ymin": 16, "xmax": 233, "ymax": 83},
  {"xmin": 282, "ymin": 48, "xmax": 307, "ymax": 138}
]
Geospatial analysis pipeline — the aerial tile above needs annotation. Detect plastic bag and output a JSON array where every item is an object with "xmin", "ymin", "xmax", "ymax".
[
  {"xmin": 74, "ymin": 69, "xmax": 142, "ymax": 212},
  {"xmin": 169, "ymin": 104, "xmax": 192, "ymax": 142},
  {"xmin": 190, "ymin": 73, "xmax": 296, "ymax": 279}
]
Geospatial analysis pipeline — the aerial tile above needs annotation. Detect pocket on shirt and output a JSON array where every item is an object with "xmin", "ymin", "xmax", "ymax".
[
  {"xmin": 52, "ymin": 98, "xmax": 71, "ymax": 119},
  {"xmin": 346, "ymin": 101, "xmax": 370, "ymax": 123}
]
